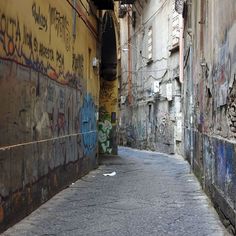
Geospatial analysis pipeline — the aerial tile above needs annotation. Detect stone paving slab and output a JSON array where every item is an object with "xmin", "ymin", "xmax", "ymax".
[{"xmin": 2, "ymin": 147, "xmax": 230, "ymax": 236}]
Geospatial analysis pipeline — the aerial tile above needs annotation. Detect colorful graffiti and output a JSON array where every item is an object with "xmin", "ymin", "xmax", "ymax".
[
  {"xmin": 0, "ymin": 1, "xmax": 100, "ymax": 230},
  {"xmin": 80, "ymin": 95, "xmax": 97, "ymax": 156},
  {"xmin": 98, "ymin": 121, "xmax": 112, "ymax": 154},
  {"xmin": 98, "ymin": 108, "xmax": 112, "ymax": 154},
  {"xmin": 0, "ymin": 3, "xmax": 83, "ymax": 87},
  {"xmin": 213, "ymin": 139, "xmax": 236, "ymax": 200},
  {"xmin": 0, "ymin": 12, "xmax": 56, "ymax": 81}
]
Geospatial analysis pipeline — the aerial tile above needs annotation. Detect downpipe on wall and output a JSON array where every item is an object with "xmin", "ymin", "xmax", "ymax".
[
  {"xmin": 188, "ymin": 0, "xmax": 194, "ymax": 174},
  {"xmin": 189, "ymin": 42, "xmax": 194, "ymax": 172}
]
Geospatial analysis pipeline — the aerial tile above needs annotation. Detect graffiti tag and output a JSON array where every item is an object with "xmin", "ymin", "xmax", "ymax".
[
  {"xmin": 32, "ymin": 2, "xmax": 48, "ymax": 31},
  {"xmin": 80, "ymin": 95, "xmax": 97, "ymax": 156}
]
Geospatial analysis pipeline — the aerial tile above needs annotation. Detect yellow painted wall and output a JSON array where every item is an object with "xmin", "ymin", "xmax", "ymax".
[
  {"xmin": 0, "ymin": 1, "xmax": 121, "ymax": 230},
  {"xmin": 0, "ymin": 0, "xmax": 99, "ymax": 92},
  {"xmin": 100, "ymin": 79, "xmax": 118, "ymax": 115},
  {"xmin": 0, "ymin": 0, "xmax": 100, "ymax": 146}
]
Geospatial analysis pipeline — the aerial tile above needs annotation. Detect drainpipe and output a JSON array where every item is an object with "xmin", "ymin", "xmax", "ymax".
[
  {"xmin": 179, "ymin": 16, "xmax": 184, "ymax": 83},
  {"xmin": 72, "ymin": 0, "xmax": 77, "ymax": 38},
  {"xmin": 185, "ymin": 0, "xmax": 194, "ymax": 172},
  {"xmin": 127, "ymin": 5, "xmax": 132, "ymax": 105},
  {"xmin": 189, "ymin": 41, "xmax": 194, "ymax": 172}
]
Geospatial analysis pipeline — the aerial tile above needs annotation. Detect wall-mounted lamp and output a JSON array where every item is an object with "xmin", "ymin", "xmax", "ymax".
[{"xmin": 92, "ymin": 57, "xmax": 99, "ymax": 68}]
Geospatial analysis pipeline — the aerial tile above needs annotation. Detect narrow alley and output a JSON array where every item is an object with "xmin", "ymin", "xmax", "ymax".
[
  {"xmin": 2, "ymin": 147, "xmax": 229, "ymax": 236},
  {"xmin": 1, "ymin": 0, "xmax": 236, "ymax": 235}
]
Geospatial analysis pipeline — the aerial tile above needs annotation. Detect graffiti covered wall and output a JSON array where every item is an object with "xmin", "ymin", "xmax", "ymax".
[
  {"xmin": 118, "ymin": 0, "xmax": 180, "ymax": 155},
  {"xmin": 99, "ymin": 79, "xmax": 118, "ymax": 155},
  {"xmin": 0, "ymin": 0, "xmax": 100, "ymax": 231},
  {"xmin": 99, "ymin": 11, "xmax": 119, "ymax": 156},
  {"xmin": 183, "ymin": 0, "xmax": 236, "ymax": 231}
]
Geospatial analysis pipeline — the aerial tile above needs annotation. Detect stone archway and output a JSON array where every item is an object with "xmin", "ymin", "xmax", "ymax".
[{"xmin": 99, "ymin": 11, "xmax": 118, "ymax": 155}]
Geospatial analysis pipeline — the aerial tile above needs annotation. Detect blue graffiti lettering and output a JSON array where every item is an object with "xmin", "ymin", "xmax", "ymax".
[{"xmin": 80, "ymin": 95, "xmax": 97, "ymax": 156}]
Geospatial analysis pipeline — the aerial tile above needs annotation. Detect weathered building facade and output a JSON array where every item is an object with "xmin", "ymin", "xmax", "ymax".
[
  {"xmin": 119, "ymin": 0, "xmax": 182, "ymax": 154},
  {"xmin": 180, "ymin": 0, "xmax": 236, "ymax": 232},
  {"xmin": 99, "ymin": 9, "xmax": 119, "ymax": 155},
  {"xmin": 0, "ymin": 0, "xmax": 119, "ymax": 231}
]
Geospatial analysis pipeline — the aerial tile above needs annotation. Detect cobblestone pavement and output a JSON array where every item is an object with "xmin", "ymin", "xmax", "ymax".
[{"xmin": 2, "ymin": 147, "xmax": 230, "ymax": 236}]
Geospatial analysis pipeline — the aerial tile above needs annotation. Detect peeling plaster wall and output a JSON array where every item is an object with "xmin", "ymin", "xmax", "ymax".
[
  {"xmin": 183, "ymin": 0, "xmax": 236, "ymax": 230},
  {"xmin": 0, "ymin": 0, "xmax": 100, "ymax": 231},
  {"xmin": 119, "ymin": 0, "xmax": 181, "ymax": 154}
]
